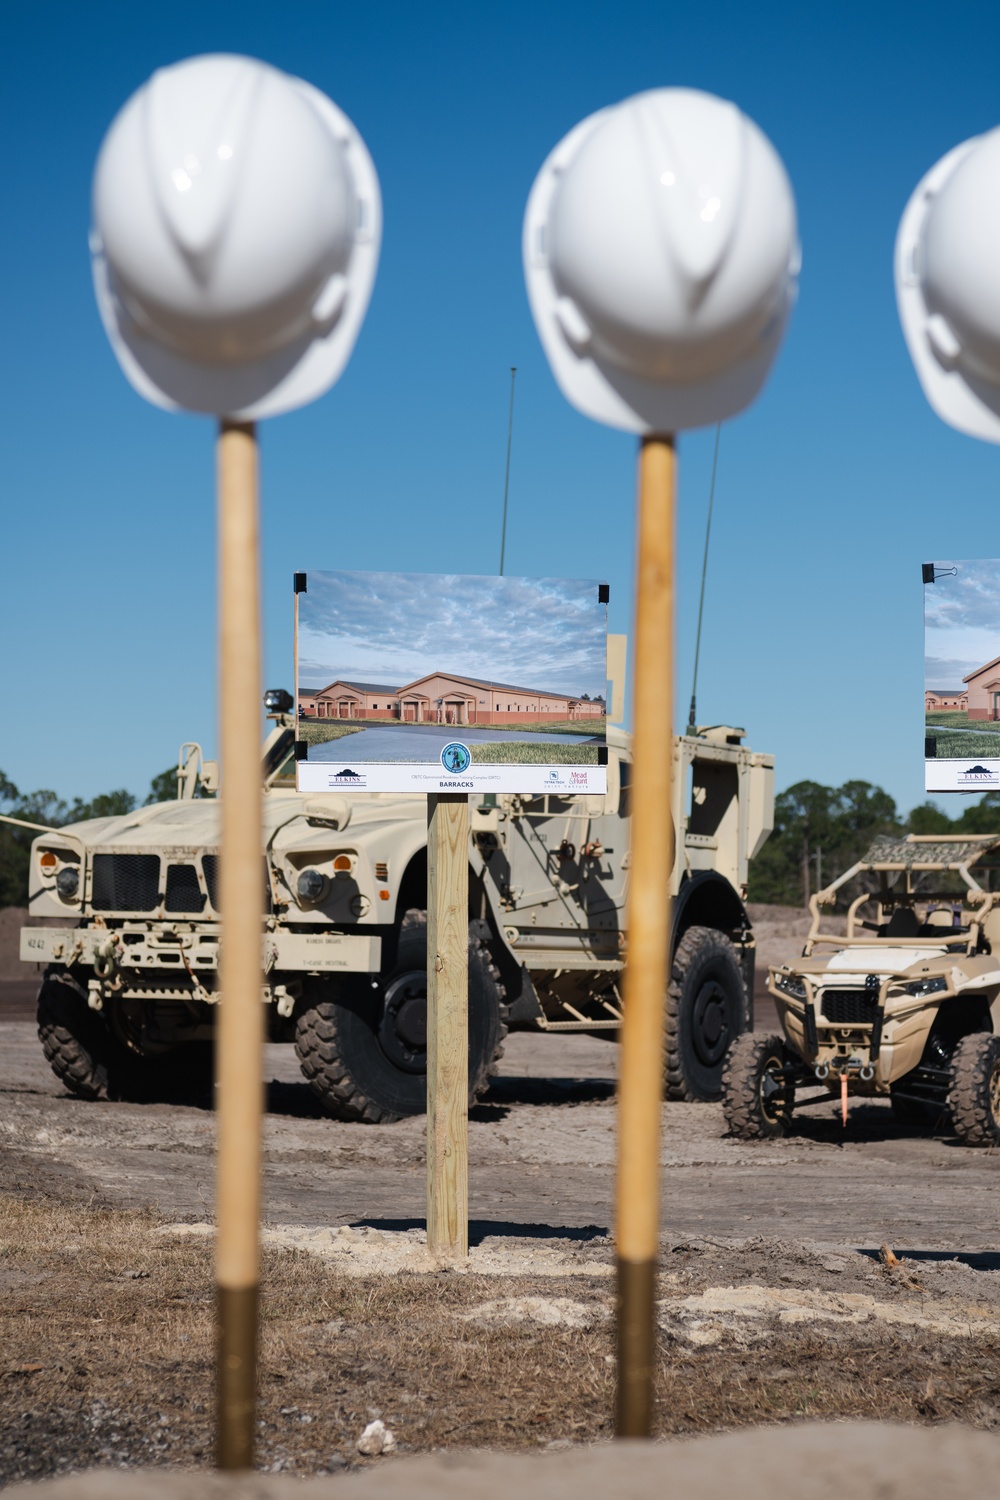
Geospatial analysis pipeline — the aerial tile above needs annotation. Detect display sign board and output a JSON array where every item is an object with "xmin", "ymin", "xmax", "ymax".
[
  {"xmin": 295, "ymin": 570, "xmax": 608, "ymax": 794},
  {"xmin": 924, "ymin": 559, "xmax": 1000, "ymax": 792}
]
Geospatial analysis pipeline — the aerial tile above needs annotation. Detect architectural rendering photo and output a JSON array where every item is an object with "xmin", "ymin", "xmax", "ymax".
[
  {"xmin": 924, "ymin": 560, "xmax": 1000, "ymax": 781},
  {"xmin": 295, "ymin": 569, "xmax": 608, "ymax": 790}
]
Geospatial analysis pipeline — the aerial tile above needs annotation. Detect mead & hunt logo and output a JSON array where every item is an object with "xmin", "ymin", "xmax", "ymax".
[
  {"xmin": 440, "ymin": 742, "xmax": 472, "ymax": 775},
  {"xmin": 958, "ymin": 763, "xmax": 1000, "ymax": 786},
  {"xmin": 570, "ymin": 771, "xmax": 589, "ymax": 786}
]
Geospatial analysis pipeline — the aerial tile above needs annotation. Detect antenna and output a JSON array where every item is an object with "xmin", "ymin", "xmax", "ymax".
[
  {"xmin": 499, "ymin": 367, "xmax": 517, "ymax": 574},
  {"xmin": 687, "ymin": 422, "xmax": 722, "ymax": 731}
]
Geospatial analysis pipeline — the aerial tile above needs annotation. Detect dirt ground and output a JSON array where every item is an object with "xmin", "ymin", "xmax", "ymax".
[{"xmin": 3, "ymin": 904, "xmax": 1000, "ymax": 1486}]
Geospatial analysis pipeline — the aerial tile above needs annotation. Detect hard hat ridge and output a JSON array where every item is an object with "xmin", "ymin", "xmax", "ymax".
[
  {"xmin": 630, "ymin": 90, "xmax": 746, "ymax": 299},
  {"xmin": 525, "ymin": 86, "xmax": 798, "ymax": 432},
  {"xmin": 92, "ymin": 53, "xmax": 381, "ymax": 419},
  {"xmin": 144, "ymin": 56, "xmax": 261, "ymax": 274}
]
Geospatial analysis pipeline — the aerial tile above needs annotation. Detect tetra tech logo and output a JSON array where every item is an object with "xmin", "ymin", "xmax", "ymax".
[{"xmin": 440, "ymin": 742, "xmax": 472, "ymax": 775}]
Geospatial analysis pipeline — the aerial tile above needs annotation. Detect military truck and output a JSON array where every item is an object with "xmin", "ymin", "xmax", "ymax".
[{"xmin": 20, "ymin": 701, "xmax": 774, "ymax": 1120}]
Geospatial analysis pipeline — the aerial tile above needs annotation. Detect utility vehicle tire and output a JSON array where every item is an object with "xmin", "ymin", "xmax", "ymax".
[
  {"xmin": 294, "ymin": 913, "xmax": 508, "ymax": 1123},
  {"xmin": 37, "ymin": 971, "xmax": 113, "ymax": 1100},
  {"xmin": 948, "ymin": 1033, "xmax": 1000, "ymax": 1146},
  {"xmin": 666, "ymin": 926, "xmax": 747, "ymax": 1101},
  {"xmin": 722, "ymin": 1032, "xmax": 796, "ymax": 1140}
]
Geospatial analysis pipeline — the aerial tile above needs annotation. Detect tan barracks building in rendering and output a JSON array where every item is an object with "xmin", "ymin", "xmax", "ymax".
[
  {"xmin": 963, "ymin": 655, "xmax": 1000, "ymax": 719},
  {"xmin": 925, "ymin": 687, "xmax": 969, "ymax": 712},
  {"xmin": 299, "ymin": 671, "xmax": 605, "ymax": 726}
]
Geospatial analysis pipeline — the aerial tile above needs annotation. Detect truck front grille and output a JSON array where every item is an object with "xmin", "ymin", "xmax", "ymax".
[
  {"xmin": 92, "ymin": 854, "xmax": 160, "ymax": 912},
  {"xmin": 165, "ymin": 863, "xmax": 206, "ymax": 914},
  {"xmin": 202, "ymin": 855, "xmax": 219, "ymax": 911},
  {"xmin": 201, "ymin": 855, "xmax": 271, "ymax": 913},
  {"xmin": 821, "ymin": 989, "xmax": 877, "ymax": 1025}
]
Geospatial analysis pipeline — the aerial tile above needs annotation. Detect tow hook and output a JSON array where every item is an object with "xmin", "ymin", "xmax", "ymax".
[
  {"xmin": 814, "ymin": 1056, "xmax": 874, "ymax": 1082},
  {"xmin": 93, "ymin": 934, "xmax": 121, "ymax": 985}
]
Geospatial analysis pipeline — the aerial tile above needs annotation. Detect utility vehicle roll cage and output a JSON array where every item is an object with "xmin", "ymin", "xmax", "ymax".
[{"xmin": 803, "ymin": 834, "xmax": 1000, "ymax": 958}]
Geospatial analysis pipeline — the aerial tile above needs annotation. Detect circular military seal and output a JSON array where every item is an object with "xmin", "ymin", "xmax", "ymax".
[{"xmin": 440, "ymin": 742, "xmax": 472, "ymax": 774}]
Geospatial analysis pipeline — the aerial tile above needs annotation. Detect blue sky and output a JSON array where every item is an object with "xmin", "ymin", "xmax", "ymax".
[
  {"xmin": 4, "ymin": 0, "xmax": 1000, "ymax": 814},
  {"xmin": 925, "ymin": 561, "xmax": 1000, "ymax": 687},
  {"xmin": 298, "ymin": 572, "xmax": 607, "ymax": 698}
]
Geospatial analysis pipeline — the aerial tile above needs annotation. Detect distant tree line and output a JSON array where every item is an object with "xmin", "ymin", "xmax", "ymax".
[
  {"xmin": 5, "ymin": 765, "xmax": 1000, "ymax": 913},
  {"xmin": 747, "ymin": 779, "xmax": 1000, "ymax": 908},
  {"xmin": 0, "ymin": 767, "xmax": 176, "ymax": 909}
]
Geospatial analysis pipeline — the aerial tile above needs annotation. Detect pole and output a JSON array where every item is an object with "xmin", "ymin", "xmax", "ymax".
[
  {"xmin": 499, "ymin": 367, "xmax": 517, "ymax": 575},
  {"xmin": 215, "ymin": 420, "xmax": 264, "ymax": 1470},
  {"xmin": 426, "ymin": 792, "xmax": 469, "ymax": 1261},
  {"xmin": 687, "ymin": 421, "xmax": 721, "ymax": 731},
  {"xmin": 616, "ymin": 434, "xmax": 675, "ymax": 1438}
]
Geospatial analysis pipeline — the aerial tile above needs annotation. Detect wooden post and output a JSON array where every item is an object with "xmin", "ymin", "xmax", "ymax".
[
  {"xmin": 615, "ymin": 434, "xmax": 675, "ymax": 1438},
  {"xmin": 426, "ymin": 792, "xmax": 469, "ymax": 1262},
  {"xmin": 215, "ymin": 420, "xmax": 264, "ymax": 1470}
]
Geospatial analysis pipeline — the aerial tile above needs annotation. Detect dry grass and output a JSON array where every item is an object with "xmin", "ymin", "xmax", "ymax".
[
  {"xmin": 469, "ymin": 742, "xmax": 598, "ymax": 765},
  {"xmin": 4, "ymin": 1196, "xmax": 1000, "ymax": 1487},
  {"xmin": 296, "ymin": 724, "xmax": 366, "ymax": 746}
]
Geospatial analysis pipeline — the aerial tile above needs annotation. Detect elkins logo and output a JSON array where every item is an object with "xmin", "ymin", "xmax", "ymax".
[
  {"xmin": 958, "ymin": 763, "xmax": 999, "ymax": 786},
  {"xmin": 329, "ymin": 767, "xmax": 366, "ymax": 786}
]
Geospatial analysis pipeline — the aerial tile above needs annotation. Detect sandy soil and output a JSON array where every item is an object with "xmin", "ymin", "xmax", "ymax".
[
  {"xmin": 4, "ymin": 1021, "xmax": 999, "ymax": 1247},
  {"xmin": 7, "ymin": 1424, "xmax": 1000, "ymax": 1500},
  {"xmin": 3, "ymin": 905, "xmax": 1000, "ymax": 1487}
]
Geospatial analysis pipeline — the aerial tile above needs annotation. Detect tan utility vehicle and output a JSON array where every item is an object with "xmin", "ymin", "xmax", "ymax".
[
  {"xmin": 20, "ymin": 696, "xmax": 774, "ymax": 1120},
  {"xmin": 723, "ymin": 834, "xmax": 1000, "ymax": 1144}
]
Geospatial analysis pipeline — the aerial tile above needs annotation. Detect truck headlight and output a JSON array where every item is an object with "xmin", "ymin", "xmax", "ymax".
[
  {"xmin": 297, "ymin": 868, "xmax": 327, "ymax": 903},
  {"xmin": 774, "ymin": 971, "xmax": 807, "ymax": 1000},
  {"xmin": 55, "ymin": 867, "xmax": 79, "ymax": 898},
  {"xmin": 903, "ymin": 976, "xmax": 947, "ymax": 998}
]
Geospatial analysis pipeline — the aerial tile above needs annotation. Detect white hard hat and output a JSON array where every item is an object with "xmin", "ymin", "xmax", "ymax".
[
  {"xmin": 896, "ymin": 129, "xmax": 1000, "ymax": 443},
  {"xmin": 524, "ymin": 88, "xmax": 799, "ymax": 433},
  {"xmin": 91, "ymin": 54, "xmax": 381, "ymax": 419}
]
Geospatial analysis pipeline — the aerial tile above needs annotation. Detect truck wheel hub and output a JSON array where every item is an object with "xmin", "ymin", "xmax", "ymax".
[
  {"xmin": 692, "ymin": 979, "xmax": 729, "ymax": 1066},
  {"xmin": 379, "ymin": 970, "xmax": 428, "ymax": 1073}
]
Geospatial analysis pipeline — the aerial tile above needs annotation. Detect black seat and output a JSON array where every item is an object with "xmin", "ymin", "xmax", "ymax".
[{"xmin": 884, "ymin": 907, "xmax": 920, "ymax": 938}]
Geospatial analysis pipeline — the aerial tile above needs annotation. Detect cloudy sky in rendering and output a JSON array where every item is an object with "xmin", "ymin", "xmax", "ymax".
[
  {"xmin": 299, "ymin": 571, "xmax": 607, "ymax": 699},
  {"xmin": 924, "ymin": 561, "xmax": 1000, "ymax": 690}
]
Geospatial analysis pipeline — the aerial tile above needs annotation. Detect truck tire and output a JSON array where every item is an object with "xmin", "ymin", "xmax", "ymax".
[
  {"xmin": 666, "ymin": 926, "xmax": 746, "ymax": 1101},
  {"xmin": 294, "ymin": 913, "xmax": 508, "ymax": 1123},
  {"xmin": 36, "ymin": 970, "xmax": 187, "ymax": 1103},
  {"xmin": 948, "ymin": 1033, "xmax": 1000, "ymax": 1146},
  {"xmin": 37, "ymin": 971, "xmax": 112, "ymax": 1101},
  {"xmin": 722, "ymin": 1032, "xmax": 796, "ymax": 1140}
]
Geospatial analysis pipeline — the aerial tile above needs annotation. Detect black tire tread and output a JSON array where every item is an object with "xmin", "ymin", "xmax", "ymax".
[
  {"xmin": 295, "ymin": 914, "xmax": 508, "ymax": 1124},
  {"xmin": 722, "ymin": 1031, "xmax": 793, "ymax": 1140},
  {"xmin": 948, "ymin": 1032, "xmax": 1000, "ymax": 1147},
  {"xmin": 666, "ymin": 925, "xmax": 745, "ymax": 1102},
  {"xmin": 37, "ymin": 971, "xmax": 110, "ymax": 1101}
]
